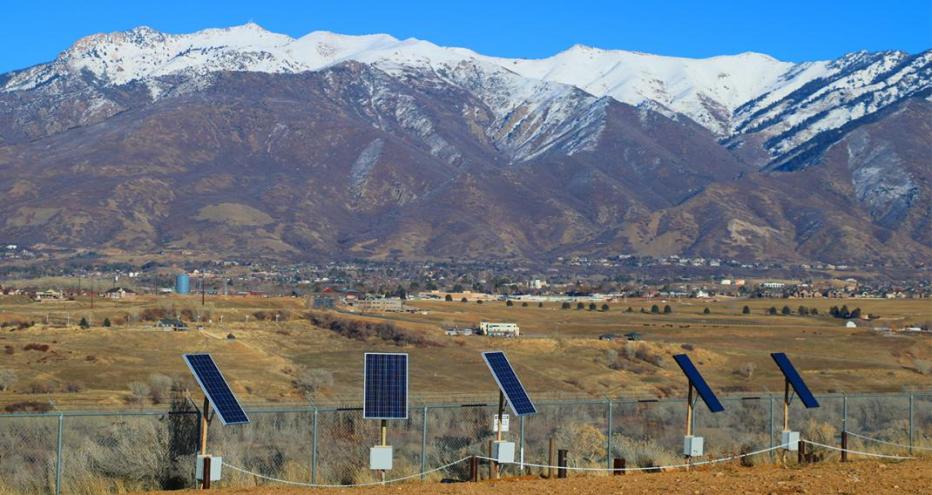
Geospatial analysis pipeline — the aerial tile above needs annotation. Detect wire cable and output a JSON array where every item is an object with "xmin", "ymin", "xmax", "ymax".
[
  {"xmin": 845, "ymin": 431, "xmax": 932, "ymax": 452},
  {"xmin": 801, "ymin": 439, "xmax": 915, "ymax": 460},
  {"xmin": 477, "ymin": 443, "xmax": 791, "ymax": 472},
  {"xmin": 221, "ymin": 456, "xmax": 471, "ymax": 488}
]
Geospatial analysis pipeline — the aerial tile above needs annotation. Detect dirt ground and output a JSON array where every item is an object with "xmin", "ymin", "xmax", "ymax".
[{"xmin": 148, "ymin": 458, "xmax": 932, "ymax": 495}]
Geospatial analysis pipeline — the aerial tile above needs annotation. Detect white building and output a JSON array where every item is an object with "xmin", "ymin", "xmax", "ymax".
[
  {"xmin": 846, "ymin": 321, "xmax": 858, "ymax": 328},
  {"xmin": 479, "ymin": 322, "xmax": 520, "ymax": 338}
]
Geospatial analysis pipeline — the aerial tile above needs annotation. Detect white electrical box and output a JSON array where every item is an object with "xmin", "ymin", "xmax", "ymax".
[
  {"xmin": 683, "ymin": 435, "xmax": 704, "ymax": 457},
  {"xmin": 369, "ymin": 446, "xmax": 393, "ymax": 470},
  {"xmin": 493, "ymin": 414, "xmax": 510, "ymax": 433},
  {"xmin": 781, "ymin": 431, "xmax": 800, "ymax": 451},
  {"xmin": 195, "ymin": 455, "xmax": 222, "ymax": 481},
  {"xmin": 492, "ymin": 441, "xmax": 515, "ymax": 463}
]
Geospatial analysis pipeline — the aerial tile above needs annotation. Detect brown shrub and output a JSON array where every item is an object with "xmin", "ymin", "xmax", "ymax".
[
  {"xmin": 306, "ymin": 312, "xmax": 439, "ymax": 348},
  {"xmin": 23, "ymin": 343, "xmax": 49, "ymax": 352},
  {"xmin": 3, "ymin": 401, "xmax": 53, "ymax": 413},
  {"xmin": 140, "ymin": 307, "xmax": 170, "ymax": 321}
]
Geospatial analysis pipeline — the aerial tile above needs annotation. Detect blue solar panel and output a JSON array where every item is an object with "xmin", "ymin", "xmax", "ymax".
[
  {"xmin": 771, "ymin": 353, "xmax": 819, "ymax": 408},
  {"xmin": 482, "ymin": 351, "xmax": 537, "ymax": 416},
  {"xmin": 183, "ymin": 354, "xmax": 249, "ymax": 425},
  {"xmin": 363, "ymin": 353, "xmax": 409, "ymax": 420},
  {"xmin": 672, "ymin": 354, "xmax": 724, "ymax": 413}
]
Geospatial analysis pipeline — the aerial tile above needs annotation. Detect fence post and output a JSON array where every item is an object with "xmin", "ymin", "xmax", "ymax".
[
  {"xmin": 519, "ymin": 414, "xmax": 526, "ymax": 473},
  {"xmin": 606, "ymin": 399, "xmax": 613, "ymax": 469},
  {"xmin": 769, "ymin": 395, "xmax": 775, "ymax": 463},
  {"xmin": 908, "ymin": 394, "xmax": 914, "ymax": 455},
  {"xmin": 55, "ymin": 413, "xmax": 64, "ymax": 495},
  {"xmin": 311, "ymin": 408, "xmax": 318, "ymax": 484},
  {"xmin": 420, "ymin": 406, "xmax": 428, "ymax": 480},
  {"xmin": 842, "ymin": 394, "xmax": 847, "ymax": 436}
]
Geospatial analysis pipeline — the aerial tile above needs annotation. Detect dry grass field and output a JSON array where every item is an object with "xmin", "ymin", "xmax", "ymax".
[{"xmin": 0, "ymin": 294, "xmax": 930, "ymax": 409}]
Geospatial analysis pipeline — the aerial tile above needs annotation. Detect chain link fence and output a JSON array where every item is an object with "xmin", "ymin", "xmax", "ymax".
[{"xmin": 1, "ymin": 392, "xmax": 929, "ymax": 494}]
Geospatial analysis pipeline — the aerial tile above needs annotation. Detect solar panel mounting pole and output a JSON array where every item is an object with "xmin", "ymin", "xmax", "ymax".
[
  {"xmin": 495, "ymin": 390, "xmax": 505, "ymax": 479},
  {"xmin": 685, "ymin": 383, "xmax": 694, "ymax": 471},
  {"xmin": 200, "ymin": 396, "xmax": 210, "ymax": 489},
  {"xmin": 380, "ymin": 419, "xmax": 387, "ymax": 484}
]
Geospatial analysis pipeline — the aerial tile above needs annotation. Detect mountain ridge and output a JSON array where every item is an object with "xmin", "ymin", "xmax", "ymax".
[{"xmin": 0, "ymin": 25, "xmax": 929, "ymax": 266}]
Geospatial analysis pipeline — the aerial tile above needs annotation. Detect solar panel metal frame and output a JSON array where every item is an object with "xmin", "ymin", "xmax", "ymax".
[
  {"xmin": 183, "ymin": 353, "xmax": 250, "ymax": 425},
  {"xmin": 482, "ymin": 351, "xmax": 537, "ymax": 416},
  {"xmin": 672, "ymin": 354, "xmax": 725, "ymax": 413},
  {"xmin": 771, "ymin": 352, "xmax": 819, "ymax": 408},
  {"xmin": 363, "ymin": 352, "xmax": 409, "ymax": 420}
]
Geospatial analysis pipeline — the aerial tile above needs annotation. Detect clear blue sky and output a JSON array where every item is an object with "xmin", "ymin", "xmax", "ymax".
[{"xmin": 2, "ymin": 0, "xmax": 930, "ymax": 73}]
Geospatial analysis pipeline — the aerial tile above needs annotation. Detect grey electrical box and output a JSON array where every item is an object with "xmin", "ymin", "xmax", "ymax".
[
  {"xmin": 369, "ymin": 446, "xmax": 393, "ymax": 470},
  {"xmin": 195, "ymin": 455, "xmax": 222, "ymax": 481},
  {"xmin": 683, "ymin": 435, "xmax": 704, "ymax": 457},
  {"xmin": 781, "ymin": 431, "xmax": 800, "ymax": 451},
  {"xmin": 492, "ymin": 441, "xmax": 515, "ymax": 463}
]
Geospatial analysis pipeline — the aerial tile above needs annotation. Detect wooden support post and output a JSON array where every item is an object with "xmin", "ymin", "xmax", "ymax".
[
  {"xmin": 202, "ymin": 456, "xmax": 211, "ymax": 490},
  {"xmin": 470, "ymin": 456, "xmax": 479, "ymax": 482},
  {"xmin": 487, "ymin": 440, "xmax": 495, "ymax": 480},
  {"xmin": 797, "ymin": 440, "xmax": 806, "ymax": 465},
  {"xmin": 557, "ymin": 449, "xmax": 568, "ymax": 479},
  {"xmin": 200, "ymin": 397, "xmax": 209, "ymax": 455},
  {"xmin": 686, "ymin": 384, "xmax": 694, "ymax": 437},
  {"xmin": 548, "ymin": 437, "xmax": 555, "ymax": 479},
  {"xmin": 613, "ymin": 458, "xmax": 625, "ymax": 475},
  {"xmin": 783, "ymin": 380, "xmax": 790, "ymax": 432},
  {"xmin": 379, "ymin": 420, "xmax": 387, "ymax": 484},
  {"xmin": 841, "ymin": 431, "xmax": 848, "ymax": 463}
]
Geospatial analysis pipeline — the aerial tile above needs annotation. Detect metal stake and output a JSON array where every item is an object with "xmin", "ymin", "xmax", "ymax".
[
  {"xmin": 55, "ymin": 414, "xmax": 63, "ymax": 495},
  {"xmin": 606, "ymin": 399, "xmax": 613, "ymax": 469},
  {"xmin": 420, "ymin": 406, "xmax": 428, "ymax": 480},
  {"xmin": 311, "ymin": 408, "xmax": 318, "ymax": 484},
  {"xmin": 908, "ymin": 394, "xmax": 914, "ymax": 455}
]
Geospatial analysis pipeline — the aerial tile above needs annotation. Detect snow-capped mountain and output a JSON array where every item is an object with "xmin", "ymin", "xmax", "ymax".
[{"xmin": 0, "ymin": 24, "xmax": 929, "ymax": 266}]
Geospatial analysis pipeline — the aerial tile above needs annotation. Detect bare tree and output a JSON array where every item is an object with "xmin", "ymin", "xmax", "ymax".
[{"xmin": 0, "ymin": 369, "xmax": 15, "ymax": 391}]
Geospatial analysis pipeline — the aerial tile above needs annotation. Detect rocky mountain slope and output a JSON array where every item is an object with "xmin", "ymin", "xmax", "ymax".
[{"xmin": 0, "ymin": 24, "xmax": 928, "ymax": 265}]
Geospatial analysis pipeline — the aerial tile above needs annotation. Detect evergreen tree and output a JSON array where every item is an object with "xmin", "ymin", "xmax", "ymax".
[
  {"xmin": 663, "ymin": 305, "xmax": 672, "ymax": 314},
  {"xmin": 850, "ymin": 308, "xmax": 861, "ymax": 319},
  {"xmin": 650, "ymin": 304, "xmax": 660, "ymax": 314},
  {"xmin": 703, "ymin": 307, "xmax": 711, "ymax": 314},
  {"xmin": 506, "ymin": 300, "xmax": 514, "ymax": 307},
  {"xmin": 601, "ymin": 303, "xmax": 609, "ymax": 312},
  {"xmin": 781, "ymin": 305, "xmax": 792, "ymax": 315},
  {"xmin": 79, "ymin": 317, "xmax": 90, "ymax": 329},
  {"xmin": 561, "ymin": 302, "xmax": 571, "ymax": 310},
  {"xmin": 103, "ymin": 318, "xmax": 111, "ymax": 327},
  {"xmin": 588, "ymin": 303, "xmax": 597, "ymax": 311},
  {"xmin": 626, "ymin": 307, "xmax": 634, "ymax": 313},
  {"xmin": 538, "ymin": 302, "xmax": 543, "ymax": 308},
  {"xmin": 444, "ymin": 294, "xmax": 453, "ymax": 302},
  {"xmin": 811, "ymin": 307, "xmax": 819, "ymax": 316},
  {"xmin": 460, "ymin": 297, "xmax": 468, "ymax": 303},
  {"xmin": 798, "ymin": 306, "xmax": 809, "ymax": 316},
  {"xmin": 577, "ymin": 302, "xmax": 585, "ymax": 310},
  {"xmin": 521, "ymin": 302, "xmax": 529, "ymax": 307},
  {"xmin": 742, "ymin": 305, "xmax": 751, "ymax": 314},
  {"xmin": 768, "ymin": 306, "xmax": 778, "ymax": 315}
]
